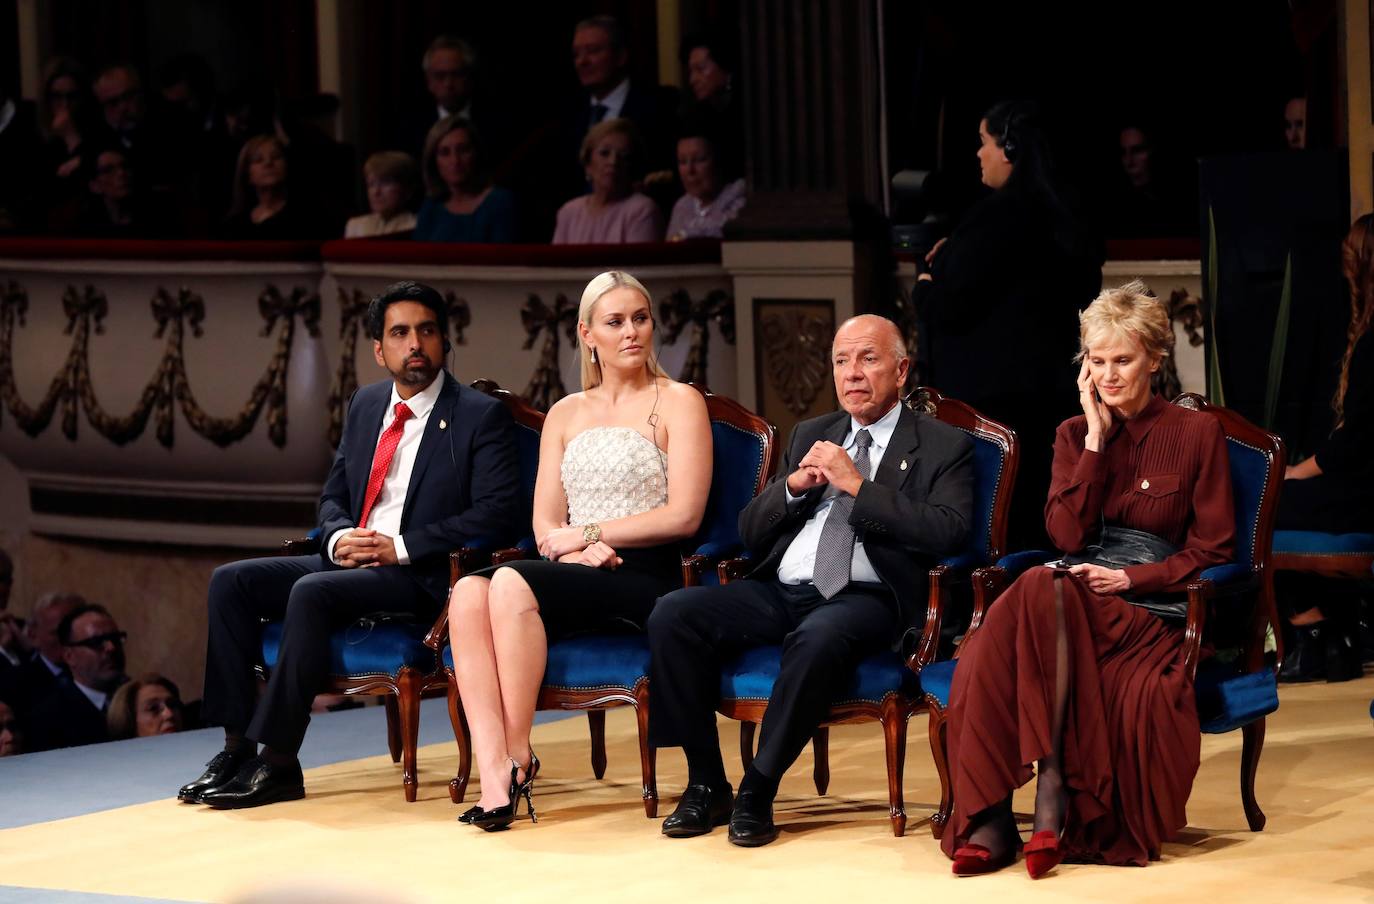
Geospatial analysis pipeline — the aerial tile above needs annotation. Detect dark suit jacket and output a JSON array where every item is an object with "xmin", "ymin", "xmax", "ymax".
[
  {"xmin": 319, "ymin": 373, "xmax": 523, "ymax": 601},
  {"xmin": 29, "ymin": 678, "xmax": 110, "ymax": 751},
  {"xmin": 738, "ymin": 404, "xmax": 975, "ymax": 640},
  {"xmin": 4, "ymin": 652, "xmax": 67, "ymax": 718}
]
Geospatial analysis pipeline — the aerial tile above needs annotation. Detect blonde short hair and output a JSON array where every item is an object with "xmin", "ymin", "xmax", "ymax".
[
  {"xmin": 1077, "ymin": 279, "xmax": 1174, "ymax": 362},
  {"xmin": 363, "ymin": 151, "xmax": 418, "ymax": 195},
  {"xmin": 577, "ymin": 271, "xmax": 670, "ymax": 390},
  {"xmin": 579, "ymin": 117, "xmax": 644, "ymax": 171}
]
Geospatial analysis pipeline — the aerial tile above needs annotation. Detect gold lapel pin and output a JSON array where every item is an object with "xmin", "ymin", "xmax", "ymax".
[
  {"xmin": 439, "ymin": 419, "xmax": 448, "ymax": 430},
  {"xmin": 899, "ymin": 459, "xmax": 908, "ymax": 471}
]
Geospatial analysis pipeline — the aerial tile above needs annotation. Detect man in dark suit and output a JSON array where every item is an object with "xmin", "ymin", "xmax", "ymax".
[
  {"xmin": 649, "ymin": 315, "xmax": 974, "ymax": 846},
  {"xmin": 181, "ymin": 280, "xmax": 522, "ymax": 809},
  {"xmin": 29, "ymin": 603, "xmax": 128, "ymax": 751},
  {"xmin": 5, "ymin": 592, "xmax": 84, "ymax": 717}
]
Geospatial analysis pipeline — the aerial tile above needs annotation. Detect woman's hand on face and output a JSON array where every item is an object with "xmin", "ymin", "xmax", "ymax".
[
  {"xmin": 1077, "ymin": 360, "xmax": 1112, "ymax": 446},
  {"xmin": 1067, "ymin": 562, "xmax": 1132, "ymax": 595},
  {"xmin": 575, "ymin": 541, "xmax": 622, "ymax": 570},
  {"xmin": 539, "ymin": 523, "xmax": 585, "ymax": 561}
]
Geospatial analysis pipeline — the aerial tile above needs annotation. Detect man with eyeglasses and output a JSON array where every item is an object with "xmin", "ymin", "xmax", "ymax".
[{"xmin": 29, "ymin": 603, "xmax": 129, "ymax": 751}]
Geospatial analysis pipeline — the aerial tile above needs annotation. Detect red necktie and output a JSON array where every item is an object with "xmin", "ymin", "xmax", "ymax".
[{"xmin": 358, "ymin": 401, "xmax": 414, "ymax": 529}]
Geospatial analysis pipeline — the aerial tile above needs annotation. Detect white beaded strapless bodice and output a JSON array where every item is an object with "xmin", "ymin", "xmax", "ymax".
[{"xmin": 561, "ymin": 426, "xmax": 668, "ymax": 525}]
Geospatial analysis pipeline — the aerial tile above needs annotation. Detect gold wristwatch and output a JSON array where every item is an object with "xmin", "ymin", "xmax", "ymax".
[{"xmin": 582, "ymin": 522, "xmax": 602, "ymax": 545}]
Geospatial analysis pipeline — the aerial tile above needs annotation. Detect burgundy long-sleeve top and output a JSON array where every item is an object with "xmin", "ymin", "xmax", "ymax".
[{"xmin": 1045, "ymin": 393, "xmax": 1236, "ymax": 594}]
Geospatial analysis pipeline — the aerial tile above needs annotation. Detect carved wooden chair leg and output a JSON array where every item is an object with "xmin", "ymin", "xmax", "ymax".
[
  {"xmin": 927, "ymin": 705, "xmax": 951, "ymax": 840},
  {"xmin": 1241, "ymin": 717, "xmax": 1267, "ymax": 831},
  {"xmin": 446, "ymin": 669, "xmax": 472, "ymax": 804},
  {"xmin": 740, "ymin": 720, "xmax": 757, "ymax": 771},
  {"xmin": 811, "ymin": 727, "xmax": 831, "ymax": 795},
  {"xmin": 634, "ymin": 682, "xmax": 658, "ymax": 818},
  {"xmin": 383, "ymin": 696, "xmax": 402, "ymax": 764},
  {"xmin": 880, "ymin": 696, "xmax": 909, "ymax": 837},
  {"xmin": 588, "ymin": 710, "xmax": 608, "ymax": 780},
  {"xmin": 396, "ymin": 669, "xmax": 422, "ymax": 802}
]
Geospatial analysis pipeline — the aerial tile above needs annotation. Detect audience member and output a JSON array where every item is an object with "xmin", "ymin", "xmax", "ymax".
[
  {"xmin": 107, "ymin": 673, "xmax": 186, "ymax": 740},
  {"xmin": 1284, "ymin": 96, "xmax": 1307, "ymax": 150},
  {"xmin": 1275, "ymin": 213, "xmax": 1374, "ymax": 682},
  {"xmin": 93, "ymin": 64, "xmax": 145, "ymax": 149},
  {"xmin": 678, "ymin": 33, "xmax": 743, "ymax": 174},
  {"xmin": 649, "ymin": 315, "xmax": 972, "ymax": 846},
  {"xmin": 1104, "ymin": 121, "xmax": 1195, "ymax": 237},
  {"xmin": 414, "ymin": 117, "xmax": 515, "ymax": 243},
  {"xmin": 666, "ymin": 123, "xmax": 746, "ymax": 241},
  {"xmin": 37, "ymin": 57, "xmax": 97, "ymax": 209},
  {"xmin": 941, "ymin": 281, "xmax": 1234, "ymax": 874},
  {"xmin": 0, "ymin": 552, "xmax": 20, "ymax": 707},
  {"xmin": 0, "ymin": 699, "xmax": 22, "ymax": 756},
  {"xmin": 48, "ymin": 143, "xmax": 175, "ymax": 237},
  {"xmin": 553, "ymin": 118, "xmax": 661, "ymax": 244},
  {"xmin": 558, "ymin": 16, "xmax": 673, "ymax": 198},
  {"xmin": 345, "ymin": 152, "xmax": 419, "ymax": 238},
  {"xmin": 0, "ymin": 84, "xmax": 43, "ymax": 233},
  {"xmin": 406, "ymin": 35, "xmax": 497, "ymax": 160},
  {"xmin": 0, "ymin": 546, "xmax": 11, "ymax": 609},
  {"xmin": 13, "ymin": 592, "xmax": 83, "ymax": 712},
  {"xmin": 220, "ymin": 134, "xmax": 331, "ymax": 240},
  {"xmin": 30, "ymin": 603, "xmax": 129, "ymax": 751}
]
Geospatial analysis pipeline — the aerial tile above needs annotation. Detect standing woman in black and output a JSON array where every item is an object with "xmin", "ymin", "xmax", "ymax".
[
  {"xmin": 1275, "ymin": 213, "xmax": 1374, "ymax": 681},
  {"xmin": 917, "ymin": 101, "xmax": 1102, "ymax": 549}
]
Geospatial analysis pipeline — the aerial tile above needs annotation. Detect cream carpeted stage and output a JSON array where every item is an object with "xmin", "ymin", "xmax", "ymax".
[{"xmin": 3, "ymin": 673, "xmax": 1373, "ymax": 903}]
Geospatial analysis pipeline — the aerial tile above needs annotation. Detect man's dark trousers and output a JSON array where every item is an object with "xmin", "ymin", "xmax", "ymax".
[
  {"xmin": 201, "ymin": 555, "xmax": 436, "ymax": 755},
  {"xmin": 648, "ymin": 578, "xmax": 895, "ymax": 778}
]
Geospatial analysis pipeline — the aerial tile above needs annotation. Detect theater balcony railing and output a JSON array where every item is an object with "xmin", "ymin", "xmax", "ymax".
[{"xmin": 0, "ymin": 238, "xmax": 734, "ymax": 546}]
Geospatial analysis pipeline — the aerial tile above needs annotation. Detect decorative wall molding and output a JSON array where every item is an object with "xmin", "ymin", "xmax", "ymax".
[
  {"xmin": 0, "ymin": 280, "xmax": 320, "ymax": 448},
  {"xmin": 658, "ymin": 288, "xmax": 736, "ymax": 387},
  {"xmin": 758, "ymin": 306, "xmax": 832, "ymax": 417},
  {"xmin": 520, "ymin": 293, "xmax": 577, "ymax": 411}
]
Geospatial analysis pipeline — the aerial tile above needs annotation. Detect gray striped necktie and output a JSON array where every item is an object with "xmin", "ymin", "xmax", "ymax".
[{"xmin": 812, "ymin": 428, "xmax": 872, "ymax": 599}]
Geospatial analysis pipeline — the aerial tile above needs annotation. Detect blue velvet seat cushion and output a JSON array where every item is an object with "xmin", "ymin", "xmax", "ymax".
[
  {"xmin": 1273, "ymin": 530, "xmax": 1374, "ymax": 555},
  {"xmin": 920, "ymin": 658, "xmax": 956, "ymax": 709},
  {"xmin": 1195, "ymin": 660, "xmax": 1279, "ymax": 734},
  {"xmin": 443, "ymin": 635, "xmax": 651, "ymax": 690},
  {"xmin": 720, "ymin": 646, "xmax": 919, "ymax": 705},
  {"xmin": 261, "ymin": 619, "xmax": 435, "ymax": 679},
  {"xmin": 922, "ymin": 656, "xmax": 1278, "ymax": 733}
]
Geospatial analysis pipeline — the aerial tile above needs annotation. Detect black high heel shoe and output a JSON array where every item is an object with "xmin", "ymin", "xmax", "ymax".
[{"xmin": 470, "ymin": 752, "xmax": 540, "ymax": 831}]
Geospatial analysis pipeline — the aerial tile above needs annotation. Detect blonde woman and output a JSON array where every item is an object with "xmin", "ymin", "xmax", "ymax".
[
  {"xmin": 446, "ymin": 271, "xmax": 711, "ymax": 830},
  {"xmin": 941, "ymin": 281, "xmax": 1235, "ymax": 876}
]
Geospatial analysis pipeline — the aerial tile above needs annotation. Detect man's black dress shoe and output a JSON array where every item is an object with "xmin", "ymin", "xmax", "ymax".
[
  {"xmin": 198, "ymin": 757, "xmax": 305, "ymax": 810},
  {"xmin": 727, "ymin": 790, "xmax": 779, "ymax": 847},
  {"xmin": 661, "ymin": 783, "xmax": 734, "ymax": 837},
  {"xmin": 178, "ymin": 750, "xmax": 252, "ymax": 803}
]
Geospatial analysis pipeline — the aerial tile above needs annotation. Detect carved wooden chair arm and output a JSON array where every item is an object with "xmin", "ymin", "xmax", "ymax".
[{"xmin": 717, "ymin": 557, "xmax": 752, "ymax": 585}]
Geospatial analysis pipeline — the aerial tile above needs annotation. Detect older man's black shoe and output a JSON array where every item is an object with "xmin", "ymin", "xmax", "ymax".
[
  {"xmin": 661, "ymin": 783, "xmax": 733, "ymax": 837},
  {"xmin": 727, "ymin": 790, "xmax": 779, "ymax": 847},
  {"xmin": 178, "ymin": 749, "xmax": 252, "ymax": 803},
  {"xmin": 198, "ymin": 756, "xmax": 305, "ymax": 809}
]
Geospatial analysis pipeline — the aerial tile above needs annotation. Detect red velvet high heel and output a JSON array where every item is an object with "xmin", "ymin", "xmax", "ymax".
[
  {"xmin": 1024, "ymin": 830, "xmax": 1063, "ymax": 879},
  {"xmin": 951, "ymin": 843, "xmax": 1018, "ymax": 876}
]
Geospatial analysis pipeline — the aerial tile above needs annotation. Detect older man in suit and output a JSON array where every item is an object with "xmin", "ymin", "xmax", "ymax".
[
  {"xmin": 649, "ymin": 315, "xmax": 974, "ymax": 846},
  {"xmin": 28, "ymin": 603, "xmax": 128, "ymax": 750},
  {"xmin": 181, "ymin": 280, "xmax": 522, "ymax": 809}
]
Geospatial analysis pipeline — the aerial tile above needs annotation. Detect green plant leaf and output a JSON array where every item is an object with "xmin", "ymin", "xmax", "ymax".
[
  {"xmin": 1264, "ymin": 252, "xmax": 1292, "ymax": 429},
  {"xmin": 1206, "ymin": 206, "xmax": 1225, "ymax": 406}
]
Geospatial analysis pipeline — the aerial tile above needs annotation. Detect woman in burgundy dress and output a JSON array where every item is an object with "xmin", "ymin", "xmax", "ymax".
[{"xmin": 941, "ymin": 280, "xmax": 1235, "ymax": 876}]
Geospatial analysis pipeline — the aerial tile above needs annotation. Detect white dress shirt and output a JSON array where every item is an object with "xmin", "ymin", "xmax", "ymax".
[
  {"xmin": 590, "ymin": 78, "xmax": 631, "ymax": 123},
  {"xmin": 776, "ymin": 402, "xmax": 903, "ymax": 586},
  {"xmin": 437, "ymin": 101, "xmax": 473, "ymax": 123},
  {"xmin": 38, "ymin": 652, "xmax": 64, "ymax": 677},
  {"xmin": 73, "ymin": 680, "xmax": 108, "ymax": 713},
  {"xmin": 327, "ymin": 374, "xmax": 444, "ymax": 567}
]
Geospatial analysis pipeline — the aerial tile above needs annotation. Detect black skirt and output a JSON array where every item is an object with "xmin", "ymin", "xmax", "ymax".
[{"xmin": 473, "ymin": 544, "xmax": 682, "ymax": 643}]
